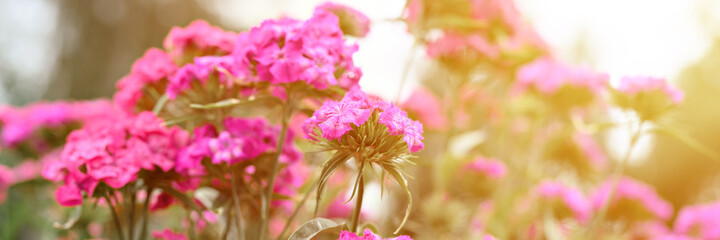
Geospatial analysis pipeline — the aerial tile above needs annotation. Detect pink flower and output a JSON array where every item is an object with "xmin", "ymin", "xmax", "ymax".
[
  {"xmin": 0, "ymin": 100, "xmax": 116, "ymax": 147},
  {"xmin": 617, "ymin": 76, "xmax": 684, "ymax": 104},
  {"xmin": 152, "ymin": 228, "xmax": 188, "ymax": 240},
  {"xmin": 401, "ymin": 88, "xmax": 447, "ymax": 130},
  {"xmin": 673, "ymin": 200, "xmax": 720, "ymax": 239},
  {"xmin": 314, "ymin": 2, "xmax": 371, "ymax": 37},
  {"xmin": 164, "ymin": 20, "xmax": 237, "ymax": 61},
  {"xmin": 338, "ymin": 229, "xmax": 413, "ymax": 240},
  {"xmin": 591, "ymin": 177, "xmax": 673, "ymax": 221},
  {"xmin": 304, "ymin": 89, "xmax": 424, "ymax": 153},
  {"xmin": 534, "ymin": 180, "xmax": 592, "ymax": 222},
  {"xmin": 465, "ymin": 157, "xmax": 507, "ymax": 179},
  {"xmin": 514, "ymin": 57, "xmax": 608, "ymax": 96},
  {"xmin": 48, "ymin": 111, "xmax": 188, "ymax": 206},
  {"xmin": 114, "ymin": 49, "xmax": 177, "ymax": 113},
  {"xmin": 55, "ymin": 184, "xmax": 84, "ymax": 207}
]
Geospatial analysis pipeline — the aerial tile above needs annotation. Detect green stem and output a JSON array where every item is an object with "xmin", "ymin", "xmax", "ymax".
[
  {"xmin": 104, "ymin": 195, "xmax": 126, "ymax": 240},
  {"xmin": 221, "ymin": 208, "xmax": 233, "ymax": 240},
  {"xmin": 230, "ymin": 171, "xmax": 246, "ymax": 240},
  {"xmin": 139, "ymin": 187, "xmax": 153, "ymax": 240},
  {"xmin": 350, "ymin": 174, "xmax": 365, "ymax": 233},
  {"xmin": 278, "ymin": 178, "xmax": 319, "ymax": 239},
  {"xmin": 586, "ymin": 121, "xmax": 644, "ymax": 237},
  {"xmin": 259, "ymin": 91, "xmax": 293, "ymax": 240},
  {"xmin": 129, "ymin": 189, "xmax": 136, "ymax": 240},
  {"xmin": 395, "ymin": 42, "xmax": 418, "ymax": 102}
]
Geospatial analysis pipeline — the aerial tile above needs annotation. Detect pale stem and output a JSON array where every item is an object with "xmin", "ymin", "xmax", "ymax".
[
  {"xmin": 586, "ymin": 120, "xmax": 644, "ymax": 237},
  {"xmin": 104, "ymin": 194, "xmax": 126, "ymax": 240},
  {"xmin": 139, "ymin": 187, "xmax": 153, "ymax": 240},
  {"xmin": 350, "ymin": 173, "xmax": 365, "ymax": 233},
  {"xmin": 230, "ymin": 171, "xmax": 246, "ymax": 240}
]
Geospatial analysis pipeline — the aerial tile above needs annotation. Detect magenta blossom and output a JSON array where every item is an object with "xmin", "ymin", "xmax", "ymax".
[
  {"xmin": 44, "ymin": 112, "xmax": 188, "ymax": 206},
  {"xmin": 0, "ymin": 100, "xmax": 116, "ymax": 147},
  {"xmin": 163, "ymin": 20, "xmax": 237, "ymax": 61},
  {"xmin": 304, "ymin": 89, "xmax": 424, "ymax": 153},
  {"xmin": 338, "ymin": 229, "xmax": 412, "ymax": 240},
  {"xmin": 591, "ymin": 177, "xmax": 673, "ymax": 221},
  {"xmin": 534, "ymin": 180, "xmax": 592, "ymax": 223},
  {"xmin": 114, "ymin": 48, "xmax": 178, "ymax": 113}
]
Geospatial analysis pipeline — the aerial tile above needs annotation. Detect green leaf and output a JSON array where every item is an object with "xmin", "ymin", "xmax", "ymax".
[
  {"xmin": 315, "ymin": 153, "xmax": 350, "ymax": 216},
  {"xmin": 53, "ymin": 206, "xmax": 82, "ymax": 230},
  {"xmin": 383, "ymin": 165, "xmax": 412, "ymax": 234},
  {"xmin": 288, "ymin": 218, "xmax": 347, "ymax": 240}
]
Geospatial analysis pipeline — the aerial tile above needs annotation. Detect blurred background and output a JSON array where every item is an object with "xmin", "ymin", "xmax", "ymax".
[{"xmin": 1, "ymin": 0, "xmax": 720, "ymax": 230}]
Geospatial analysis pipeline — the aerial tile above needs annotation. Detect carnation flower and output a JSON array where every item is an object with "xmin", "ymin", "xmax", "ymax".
[
  {"xmin": 534, "ymin": 180, "xmax": 592, "ymax": 223},
  {"xmin": 166, "ymin": 12, "xmax": 362, "ymax": 102},
  {"xmin": 113, "ymin": 48, "xmax": 178, "ymax": 113},
  {"xmin": 163, "ymin": 20, "xmax": 237, "ymax": 64},
  {"xmin": 44, "ymin": 111, "xmax": 188, "ymax": 206},
  {"xmin": 305, "ymin": 89, "xmax": 423, "ymax": 233},
  {"xmin": 0, "ymin": 100, "xmax": 116, "ymax": 147},
  {"xmin": 612, "ymin": 76, "xmax": 684, "ymax": 121},
  {"xmin": 673, "ymin": 200, "xmax": 720, "ymax": 239},
  {"xmin": 591, "ymin": 177, "xmax": 673, "ymax": 221},
  {"xmin": 338, "ymin": 229, "xmax": 412, "ymax": 240},
  {"xmin": 314, "ymin": 2, "xmax": 371, "ymax": 37},
  {"xmin": 175, "ymin": 117, "xmax": 306, "ymax": 209}
]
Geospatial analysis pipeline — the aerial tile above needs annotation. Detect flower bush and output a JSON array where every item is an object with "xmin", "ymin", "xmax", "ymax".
[{"xmin": 0, "ymin": 1, "xmax": 717, "ymax": 240}]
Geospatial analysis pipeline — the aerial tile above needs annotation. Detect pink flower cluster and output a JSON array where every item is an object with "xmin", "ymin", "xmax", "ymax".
[
  {"xmin": 304, "ymin": 90, "xmax": 424, "ymax": 153},
  {"xmin": 465, "ymin": 157, "xmax": 507, "ymax": 179},
  {"xmin": 43, "ymin": 112, "xmax": 189, "ymax": 206},
  {"xmin": 672, "ymin": 200, "xmax": 720, "ymax": 239},
  {"xmin": 167, "ymin": 9, "xmax": 362, "ymax": 99},
  {"xmin": 422, "ymin": 0, "xmax": 548, "ymax": 60},
  {"xmin": 513, "ymin": 57, "xmax": 608, "ymax": 96},
  {"xmin": 315, "ymin": 2, "xmax": 371, "ymax": 37},
  {"xmin": 591, "ymin": 177, "xmax": 673, "ymax": 221},
  {"xmin": 175, "ymin": 117, "xmax": 306, "ymax": 207},
  {"xmin": 338, "ymin": 229, "xmax": 412, "ymax": 240},
  {"xmin": 0, "ymin": 100, "xmax": 116, "ymax": 146},
  {"xmin": 114, "ymin": 49, "xmax": 178, "ymax": 113},
  {"xmin": 534, "ymin": 180, "xmax": 592, "ymax": 222},
  {"xmin": 617, "ymin": 76, "xmax": 685, "ymax": 104},
  {"xmin": 164, "ymin": 20, "xmax": 238, "ymax": 61}
]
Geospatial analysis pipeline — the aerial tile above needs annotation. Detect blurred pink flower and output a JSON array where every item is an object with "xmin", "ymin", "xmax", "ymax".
[
  {"xmin": 617, "ymin": 76, "xmax": 685, "ymax": 104},
  {"xmin": 315, "ymin": 2, "xmax": 371, "ymax": 37},
  {"xmin": 465, "ymin": 157, "xmax": 507, "ymax": 179},
  {"xmin": 572, "ymin": 133, "xmax": 607, "ymax": 169},
  {"xmin": 673, "ymin": 200, "xmax": 720, "ymax": 240},
  {"xmin": 591, "ymin": 177, "xmax": 673, "ymax": 221},
  {"xmin": 338, "ymin": 229, "xmax": 412, "ymax": 240},
  {"xmin": 514, "ymin": 57, "xmax": 608, "ymax": 96},
  {"xmin": 535, "ymin": 180, "xmax": 592, "ymax": 222},
  {"xmin": 401, "ymin": 88, "xmax": 447, "ymax": 131},
  {"xmin": 0, "ymin": 165, "xmax": 13, "ymax": 203},
  {"xmin": 163, "ymin": 20, "xmax": 237, "ymax": 60},
  {"xmin": 152, "ymin": 228, "xmax": 188, "ymax": 240}
]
